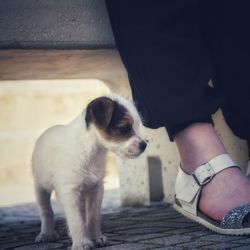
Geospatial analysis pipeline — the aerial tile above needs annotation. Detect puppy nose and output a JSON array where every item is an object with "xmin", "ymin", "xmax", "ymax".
[{"xmin": 139, "ymin": 141, "xmax": 147, "ymax": 152}]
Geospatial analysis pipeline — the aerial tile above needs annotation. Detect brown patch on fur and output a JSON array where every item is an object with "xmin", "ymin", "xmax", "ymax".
[
  {"xmin": 85, "ymin": 97, "xmax": 115, "ymax": 130},
  {"xmin": 85, "ymin": 96, "xmax": 135, "ymax": 142},
  {"xmin": 100, "ymin": 102, "xmax": 135, "ymax": 142}
]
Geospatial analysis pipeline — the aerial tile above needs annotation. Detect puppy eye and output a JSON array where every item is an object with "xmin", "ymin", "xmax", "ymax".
[{"xmin": 119, "ymin": 125, "xmax": 132, "ymax": 135}]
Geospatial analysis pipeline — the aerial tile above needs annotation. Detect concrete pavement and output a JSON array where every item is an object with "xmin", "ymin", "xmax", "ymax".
[{"xmin": 1, "ymin": 202, "xmax": 250, "ymax": 250}]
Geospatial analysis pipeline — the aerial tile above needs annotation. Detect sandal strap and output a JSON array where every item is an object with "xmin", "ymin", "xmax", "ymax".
[
  {"xmin": 221, "ymin": 204, "xmax": 250, "ymax": 229},
  {"xmin": 193, "ymin": 154, "xmax": 237, "ymax": 186},
  {"xmin": 175, "ymin": 154, "xmax": 237, "ymax": 215}
]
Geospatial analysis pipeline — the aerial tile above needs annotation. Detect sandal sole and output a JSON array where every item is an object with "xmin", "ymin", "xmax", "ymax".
[{"xmin": 173, "ymin": 203, "xmax": 250, "ymax": 235}]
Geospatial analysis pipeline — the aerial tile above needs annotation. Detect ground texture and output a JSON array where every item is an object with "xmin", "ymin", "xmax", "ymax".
[{"xmin": 1, "ymin": 202, "xmax": 250, "ymax": 250}]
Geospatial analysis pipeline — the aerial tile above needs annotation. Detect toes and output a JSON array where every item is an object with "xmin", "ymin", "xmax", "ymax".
[
  {"xmin": 72, "ymin": 245, "xmax": 93, "ymax": 250},
  {"xmin": 94, "ymin": 235, "xmax": 108, "ymax": 247},
  {"xmin": 35, "ymin": 232, "xmax": 59, "ymax": 243},
  {"xmin": 72, "ymin": 239, "xmax": 94, "ymax": 250}
]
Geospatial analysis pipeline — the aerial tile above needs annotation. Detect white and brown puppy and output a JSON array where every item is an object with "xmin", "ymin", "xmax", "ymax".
[{"xmin": 32, "ymin": 95, "xmax": 147, "ymax": 250}]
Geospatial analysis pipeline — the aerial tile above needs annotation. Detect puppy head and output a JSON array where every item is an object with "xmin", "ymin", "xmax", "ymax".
[{"xmin": 85, "ymin": 95, "xmax": 147, "ymax": 158}]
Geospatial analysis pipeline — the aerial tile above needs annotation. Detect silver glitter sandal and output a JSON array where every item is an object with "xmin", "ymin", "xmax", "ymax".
[{"xmin": 173, "ymin": 154, "xmax": 250, "ymax": 235}]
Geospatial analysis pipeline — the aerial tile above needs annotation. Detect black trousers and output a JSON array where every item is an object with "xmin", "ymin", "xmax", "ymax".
[{"xmin": 106, "ymin": 0, "xmax": 250, "ymax": 146}]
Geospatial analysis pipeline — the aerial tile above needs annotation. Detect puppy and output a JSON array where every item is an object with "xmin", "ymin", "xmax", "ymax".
[{"xmin": 32, "ymin": 94, "xmax": 147, "ymax": 250}]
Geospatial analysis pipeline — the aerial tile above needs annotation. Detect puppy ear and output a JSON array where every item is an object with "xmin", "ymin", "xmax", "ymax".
[{"xmin": 85, "ymin": 97, "xmax": 116, "ymax": 130}]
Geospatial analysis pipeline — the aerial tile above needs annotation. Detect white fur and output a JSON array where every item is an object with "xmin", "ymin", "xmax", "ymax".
[{"xmin": 32, "ymin": 94, "xmax": 145, "ymax": 250}]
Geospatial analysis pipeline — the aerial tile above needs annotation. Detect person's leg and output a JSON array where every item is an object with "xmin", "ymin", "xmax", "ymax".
[
  {"xmin": 174, "ymin": 0, "xmax": 250, "ymax": 223},
  {"xmin": 106, "ymin": 0, "xmax": 219, "ymax": 134},
  {"xmin": 205, "ymin": 0, "xmax": 250, "ymax": 156},
  {"xmin": 106, "ymin": 0, "xmax": 250, "ymax": 225},
  {"xmin": 175, "ymin": 1, "xmax": 250, "ymax": 220}
]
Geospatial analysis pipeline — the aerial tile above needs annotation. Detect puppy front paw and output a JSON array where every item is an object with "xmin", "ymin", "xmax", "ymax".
[
  {"xmin": 35, "ymin": 231, "xmax": 59, "ymax": 243},
  {"xmin": 72, "ymin": 238, "xmax": 94, "ymax": 250},
  {"xmin": 93, "ymin": 235, "xmax": 108, "ymax": 247}
]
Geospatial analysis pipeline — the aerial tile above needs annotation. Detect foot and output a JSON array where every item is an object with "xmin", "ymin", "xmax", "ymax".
[
  {"xmin": 199, "ymin": 167, "xmax": 250, "ymax": 223},
  {"xmin": 72, "ymin": 238, "xmax": 94, "ymax": 250},
  {"xmin": 174, "ymin": 123, "xmax": 250, "ymax": 224},
  {"xmin": 93, "ymin": 235, "xmax": 108, "ymax": 247},
  {"xmin": 35, "ymin": 231, "xmax": 59, "ymax": 243}
]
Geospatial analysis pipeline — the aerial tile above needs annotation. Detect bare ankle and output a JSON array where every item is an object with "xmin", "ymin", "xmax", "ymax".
[{"xmin": 174, "ymin": 123, "xmax": 227, "ymax": 173}]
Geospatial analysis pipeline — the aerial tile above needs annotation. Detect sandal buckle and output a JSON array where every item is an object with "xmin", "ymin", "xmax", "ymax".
[{"xmin": 192, "ymin": 163, "xmax": 215, "ymax": 186}]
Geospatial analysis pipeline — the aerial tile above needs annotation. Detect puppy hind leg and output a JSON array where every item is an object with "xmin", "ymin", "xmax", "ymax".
[{"xmin": 35, "ymin": 185, "xmax": 59, "ymax": 243}]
